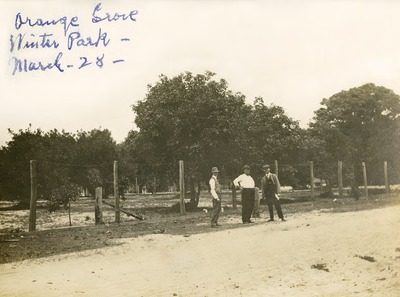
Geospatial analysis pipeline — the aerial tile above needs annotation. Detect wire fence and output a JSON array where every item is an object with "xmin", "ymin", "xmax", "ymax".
[{"xmin": 1, "ymin": 158, "xmax": 397, "ymax": 233}]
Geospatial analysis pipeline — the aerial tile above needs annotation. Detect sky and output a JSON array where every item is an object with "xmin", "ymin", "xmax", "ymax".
[{"xmin": 1, "ymin": 0, "xmax": 400, "ymax": 146}]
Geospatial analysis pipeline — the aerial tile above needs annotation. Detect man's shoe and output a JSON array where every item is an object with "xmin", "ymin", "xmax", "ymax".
[
  {"xmin": 248, "ymin": 220, "xmax": 254, "ymax": 223},
  {"xmin": 280, "ymin": 218, "xmax": 286, "ymax": 222},
  {"xmin": 216, "ymin": 223, "xmax": 221, "ymax": 226},
  {"xmin": 267, "ymin": 219, "xmax": 274, "ymax": 222}
]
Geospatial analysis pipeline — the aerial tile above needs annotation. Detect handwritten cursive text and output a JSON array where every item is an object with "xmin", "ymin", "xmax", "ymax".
[
  {"xmin": 10, "ymin": 52, "xmax": 65, "ymax": 75},
  {"xmin": 92, "ymin": 3, "xmax": 138, "ymax": 23},
  {"xmin": 15, "ymin": 13, "xmax": 79, "ymax": 36}
]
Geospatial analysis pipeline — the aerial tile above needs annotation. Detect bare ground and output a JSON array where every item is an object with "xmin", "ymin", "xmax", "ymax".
[{"xmin": 0, "ymin": 193, "xmax": 399, "ymax": 296}]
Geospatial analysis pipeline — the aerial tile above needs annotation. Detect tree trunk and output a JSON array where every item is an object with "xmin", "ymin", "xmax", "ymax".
[
  {"xmin": 189, "ymin": 178, "xmax": 196, "ymax": 207},
  {"xmin": 189, "ymin": 178, "xmax": 201, "ymax": 209},
  {"xmin": 196, "ymin": 181, "xmax": 201, "ymax": 206},
  {"xmin": 351, "ymin": 162, "xmax": 360, "ymax": 200}
]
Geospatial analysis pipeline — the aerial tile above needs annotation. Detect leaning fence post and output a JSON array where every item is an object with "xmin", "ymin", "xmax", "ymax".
[
  {"xmin": 179, "ymin": 160, "xmax": 186, "ymax": 214},
  {"xmin": 253, "ymin": 187, "xmax": 260, "ymax": 218},
  {"xmin": 29, "ymin": 160, "xmax": 37, "ymax": 232},
  {"xmin": 338, "ymin": 161, "xmax": 343, "ymax": 198},
  {"xmin": 114, "ymin": 161, "xmax": 120, "ymax": 223},
  {"xmin": 274, "ymin": 160, "xmax": 279, "ymax": 177},
  {"xmin": 362, "ymin": 162, "xmax": 368, "ymax": 198},
  {"xmin": 95, "ymin": 187, "xmax": 103, "ymax": 225},
  {"xmin": 232, "ymin": 182, "xmax": 237, "ymax": 210}
]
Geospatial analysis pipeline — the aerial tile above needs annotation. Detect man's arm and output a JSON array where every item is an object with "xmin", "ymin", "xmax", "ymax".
[
  {"xmin": 274, "ymin": 174, "xmax": 281, "ymax": 194},
  {"xmin": 261, "ymin": 176, "xmax": 266, "ymax": 198},
  {"xmin": 233, "ymin": 175, "xmax": 242, "ymax": 188}
]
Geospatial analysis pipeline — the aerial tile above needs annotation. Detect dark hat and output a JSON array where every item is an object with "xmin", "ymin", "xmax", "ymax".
[
  {"xmin": 243, "ymin": 165, "xmax": 251, "ymax": 170},
  {"xmin": 211, "ymin": 167, "xmax": 219, "ymax": 173},
  {"xmin": 262, "ymin": 164, "xmax": 271, "ymax": 170}
]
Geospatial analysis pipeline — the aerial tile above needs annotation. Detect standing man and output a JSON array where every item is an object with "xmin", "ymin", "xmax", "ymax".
[
  {"xmin": 261, "ymin": 164, "xmax": 285, "ymax": 222},
  {"xmin": 233, "ymin": 165, "xmax": 255, "ymax": 224},
  {"xmin": 209, "ymin": 167, "xmax": 222, "ymax": 228}
]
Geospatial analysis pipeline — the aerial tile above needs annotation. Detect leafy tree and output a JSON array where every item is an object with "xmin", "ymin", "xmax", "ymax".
[
  {"xmin": 0, "ymin": 127, "xmax": 118, "ymax": 207},
  {"xmin": 0, "ymin": 126, "xmax": 47, "ymax": 203},
  {"xmin": 309, "ymin": 83, "xmax": 400, "ymax": 190},
  {"xmin": 244, "ymin": 97, "xmax": 303, "ymax": 186},
  {"xmin": 132, "ymin": 71, "xmax": 248, "ymax": 207},
  {"xmin": 73, "ymin": 128, "xmax": 118, "ymax": 196}
]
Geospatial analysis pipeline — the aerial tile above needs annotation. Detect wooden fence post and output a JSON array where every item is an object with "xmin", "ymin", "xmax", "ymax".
[
  {"xmin": 29, "ymin": 160, "xmax": 37, "ymax": 232},
  {"xmin": 274, "ymin": 160, "xmax": 279, "ymax": 177},
  {"xmin": 179, "ymin": 160, "xmax": 186, "ymax": 214},
  {"xmin": 153, "ymin": 176, "xmax": 157, "ymax": 195},
  {"xmin": 135, "ymin": 177, "xmax": 139, "ymax": 194},
  {"xmin": 384, "ymin": 161, "xmax": 390, "ymax": 194},
  {"xmin": 310, "ymin": 161, "xmax": 314, "ymax": 198},
  {"xmin": 338, "ymin": 161, "xmax": 343, "ymax": 198},
  {"xmin": 232, "ymin": 182, "xmax": 237, "ymax": 210},
  {"xmin": 252, "ymin": 187, "xmax": 260, "ymax": 218},
  {"xmin": 114, "ymin": 161, "xmax": 120, "ymax": 223},
  {"xmin": 95, "ymin": 187, "xmax": 103, "ymax": 225},
  {"xmin": 362, "ymin": 162, "xmax": 368, "ymax": 198}
]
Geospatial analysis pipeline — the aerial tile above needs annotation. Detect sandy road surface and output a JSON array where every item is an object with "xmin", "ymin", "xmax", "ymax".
[{"xmin": 1, "ymin": 206, "xmax": 399, "ymax": 297}]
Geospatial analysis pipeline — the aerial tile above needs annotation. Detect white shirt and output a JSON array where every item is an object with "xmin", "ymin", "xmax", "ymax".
[
  {"xmin": 233, "ymin": 174, "xmax": 255, "ymax": 188},
  {"xmin": 209, "ymin": 176, "xmax": 219, "ymax": 199}
]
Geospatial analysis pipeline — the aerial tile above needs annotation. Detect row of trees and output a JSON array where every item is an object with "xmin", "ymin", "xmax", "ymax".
[
  {"xmin": 0, "ymin": 127, "xmax": 117, "ymax": 208},
  {"xmin": 1, "ymin": 71, "xmax": 399, "ymax": 209}
]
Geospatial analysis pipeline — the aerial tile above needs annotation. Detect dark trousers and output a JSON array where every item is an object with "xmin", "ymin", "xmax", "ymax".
[
  {"xmin": 211, "ymin": 197, "xmax": 221, "ymax": 225},
  {"xmin": 267, "ymin": 195, "xmax": 283, "ymax": 219},
  {"xmin": 242, "ymin": 188, "xmax": 255, "ymax": 223}
]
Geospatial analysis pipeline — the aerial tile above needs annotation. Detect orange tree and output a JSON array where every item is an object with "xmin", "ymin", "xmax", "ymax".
[
  {"xmin": 131, "ymin": 71, "xmax": 248, "ymax": 207},
  {"xmin": 307, "ymin": 83, "xmax": 400, "ymax": 191},
  {"xmin": 128, "ymin": 71, "xmax": 303, "ymax": 207}
]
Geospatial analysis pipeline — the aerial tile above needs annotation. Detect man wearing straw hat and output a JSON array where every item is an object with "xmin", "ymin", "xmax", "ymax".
[
  {"xmin": 261, "ymin": 164, "xmax": 285, "ymax": 222},
  {"xmin": 209, "ymin": 166, "xmax": 222, "ymax": 228},
  {"xmin": 233, "ymin": 165, "xmax": 255, "ymax": 224}
]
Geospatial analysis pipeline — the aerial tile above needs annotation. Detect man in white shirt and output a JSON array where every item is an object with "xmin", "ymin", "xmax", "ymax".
[
  {"xmin": 209, "ymin": 167, "xmax": 222, "ymax": 228},
  {"xmin": 233, "ymin": 165, "xmax": 255, "ymax": 224}
]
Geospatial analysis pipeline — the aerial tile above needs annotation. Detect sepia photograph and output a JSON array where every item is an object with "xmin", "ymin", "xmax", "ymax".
[{"xmin": 0, "ymin": 0, "xmax": 399, "ymax": 296}]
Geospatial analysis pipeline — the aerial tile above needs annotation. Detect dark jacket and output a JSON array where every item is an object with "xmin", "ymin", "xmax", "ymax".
[{"xmin": 261, "ymin": 174, "xmax": 281, "ymax": 198}]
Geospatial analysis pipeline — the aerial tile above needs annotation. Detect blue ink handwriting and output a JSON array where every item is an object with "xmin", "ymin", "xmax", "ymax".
[
  {"xmin": 9, "ymin": 3, "xmax": 137, "ymax": 75},
  {"xmin": 10, "ymin": 33, "xmax": 59, "ymax": 52},
  {"xmin": 10, "ymin": 52, "xmax": 64, "ymax": 75},
  {"xmin": 67, "ymin": 28, "xmax": 110, "ymax": 50},
  {"xmin": 15, "ymin": 13, "xmax": 79, "ymax": 36},
  {"xmin": 92, "ymin": 3, "xmax": 138, "ymax": 23}
]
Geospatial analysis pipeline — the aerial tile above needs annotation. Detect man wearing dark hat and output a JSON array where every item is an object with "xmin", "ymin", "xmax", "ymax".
[
  {"xmin": 233, "ymin": 165, "xmax": 255, "ymax": 224},
  {"xmin": 261, "ymin": 164, "xmax": 285, "ymax": 221},
  {"xmin": 209, "ymin": 167, "xmax": 222, "ymax": 228}
]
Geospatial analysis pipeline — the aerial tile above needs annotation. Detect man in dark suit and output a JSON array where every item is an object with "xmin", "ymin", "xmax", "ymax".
[{"xmin": 261, "ymin": 164, "xmax": 285, "ymax": 222}]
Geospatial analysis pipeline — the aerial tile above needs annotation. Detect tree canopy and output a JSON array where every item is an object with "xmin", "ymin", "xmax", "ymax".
[
  {"xmin": 1, "ymin": 75, "xmax": 399, "ymax": 207},
  {"xmin": 308, "ymin": 83, "xmax": 400, "ymax": 186},
  {"xmin": 127, "ymin": 71, "xmax": 303, "ymax": 205},
  {"xmin": 0, "ymin": 126, "xmax": 118, "ymax": 205}
]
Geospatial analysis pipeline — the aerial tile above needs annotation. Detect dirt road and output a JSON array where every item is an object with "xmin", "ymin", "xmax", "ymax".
[{"xmin": 1, "ymin": 205, "xmax": 399, "ymax": 297}]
